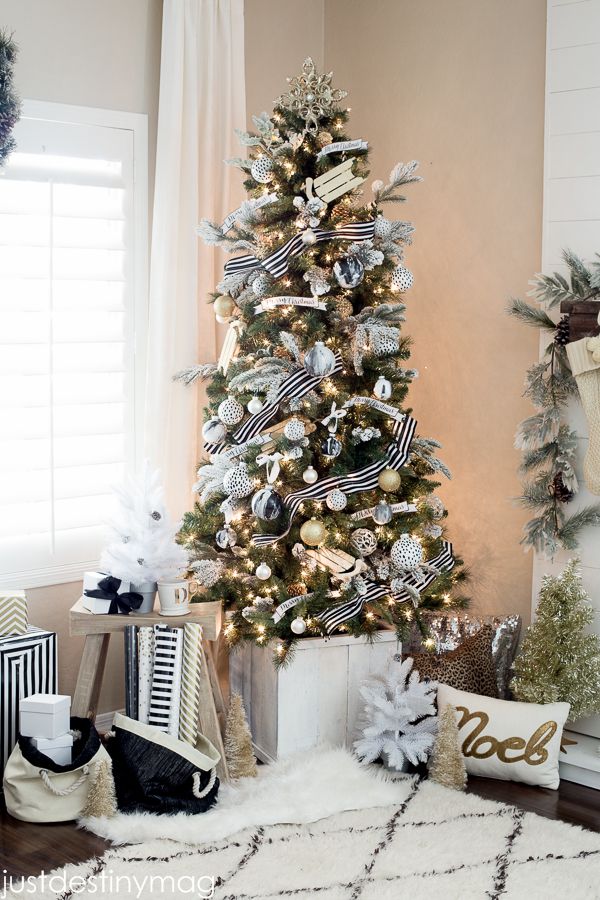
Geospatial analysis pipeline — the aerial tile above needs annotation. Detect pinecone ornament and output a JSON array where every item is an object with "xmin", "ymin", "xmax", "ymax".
[
  {"xmin": 551, "ymin": 471, "xmax": 574, "ymax": 503},
  {"xmin": 554, "ymin": 315, "xmax": 570, "ymax": 347}
]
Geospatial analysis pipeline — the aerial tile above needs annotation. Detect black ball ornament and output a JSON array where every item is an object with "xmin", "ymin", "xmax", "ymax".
[
  {"xmin": 322, "ymin": 436, "xmax": 342, "ymax": 458},
  {"xmin": 251, "ymin": 486, "xmax": 284, "ymax": 522},
  {"xmin": 333, "ymin": 255, "xmax": 365, "ymax": 289}
]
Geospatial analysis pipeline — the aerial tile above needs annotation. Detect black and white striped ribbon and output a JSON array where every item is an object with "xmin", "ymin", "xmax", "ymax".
[
  {"xmin": 224, "ymin": 220, "xmax": 376, "ymax": 280},
  {"xmin": 253, "ymin": 415, "xmax": 417, "ymax": 547},
  {"xmin": 319, "ymin": 541, "xmax": 455, "ymax": 633},
  {"xmin": 233, "ymin": 353, "xmax": 343, "ymax": 444}
]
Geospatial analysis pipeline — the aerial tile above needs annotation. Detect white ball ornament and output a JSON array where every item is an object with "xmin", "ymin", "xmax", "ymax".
[
  {"xmin": 250, "ymin": 155, "xmax": 274, "ymax": 184},
  {"xmin": 373, "ymin": 376, "xmax": 392, "ymax": 401},
  {"xmin": 302, "ymin": 466, "xmax": 318, "ymax": 484},
  {"xmin": 301, "ymin": 228, "xmax": 317, "ymax": 246},
  {"xmin": 372, "ymin": 501, "xmax": 393, "ymax": 525},
  {"xmin": 291, "ymin": 616, "xmax": 307, "ymax": 635},
  {"xmin": 391, "ymin": 533, "xmax": 423, "ymax": 570},
  {"xmin": 283, "ymin": 418, "xmax": 306, "ymax": 442},
  {"xmin": 214, "ymin": 295, "xmax": 235, "ymax": 321},
  {"xmin": 223, "ymin": 462, "xmax": 254, "ymax": 499},
  {"xmin": 373, "ymin": 216, "xmax": 392, "ymax": 239},
  {"xmin": 255, "ymin": 562, "xmax": 272, "ymax": 580},
  {"xmin": 378, "ymin": 468, "xmax": 402, "ymax": 492},
  {"xmin": 202, "ymin": 417, "xmax": 227, "ymax": 444},
  {"xmin": 326, "ymin": 489, "xmax": 347, "ymax": 511},
  {"xmin": 304, "ymin": 341, "xmax": 336, "ymax": 378},
  {"xmin": 299, "ymin": 517, "xmax": 326, "ymax": 546},
  {"xmin": 247, "ymin": 396, "xmax": 264, "ymax": 415},
  {"xmin": 218, "ymin": 396, "xmax": 244, "ymax": 426},
  {"xmin": 391, "ymin": 265, "xmax": 414, "ymax": 293},
  {"xmin": 351, "ymin": 528, "xmax": 378, "ymax": 557}
]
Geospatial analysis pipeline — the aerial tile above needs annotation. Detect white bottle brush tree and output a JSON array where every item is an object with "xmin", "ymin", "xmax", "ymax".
[
  {"xmin": 100, "ymin": 462, "xmax": 189, "ymax": 586},
  {"xmin": 354, "ymin": 656, "xmax": 438, "ymax": 771}
]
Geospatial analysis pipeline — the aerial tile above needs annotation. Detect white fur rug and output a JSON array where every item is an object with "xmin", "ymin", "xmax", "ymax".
[
  {"xmin": 81, "ymin": 747, "xmax": 410, "ymax": 845},
  {"xmin": 11, "ymin": 769, "xmax": 600, "ymax": 899}
]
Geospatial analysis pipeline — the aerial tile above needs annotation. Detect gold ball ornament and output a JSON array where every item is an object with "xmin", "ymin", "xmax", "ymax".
[
  {"xmin": 317, "ymin": 131, "xmax": 333, "ymax": 148},
  {"xmin": 335, "ymin": 297, "xmax": 353, "ymax": 317},
  {"xmin": 300, "ymin": 517, "xmax": 327, "ymax": 547},
  {"xmin": 378, "ymin": 468, "xmax": 402, "ymax": 492},
  {"xmin": 214, "ymin": 295, "xmax": 235, "ymax": 321}
]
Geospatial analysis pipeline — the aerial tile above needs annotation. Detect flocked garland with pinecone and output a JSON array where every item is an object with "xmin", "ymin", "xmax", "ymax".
[{"xmin": 0, "ymin": 30, "xmax": 20, "ymax": 167}]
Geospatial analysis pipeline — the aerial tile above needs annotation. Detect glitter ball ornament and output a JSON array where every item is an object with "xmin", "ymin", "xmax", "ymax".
[
  {"xmin": 251, "ymin": 487, "xmax": 284, "ymax": 521},
  {"xmin": 372, "ymin": 501, "xmax": 393, "ymax": 525},
  {"xmin": 373, "ymin": 376, "xmax": 392, "ymax": 401},
  {"xmin": 247, "ymin": 396, "xmax": 264, "ymax": 415},
  {"xmin": 317, "ymin": 130, "xmax": 333, "ymax": 148},
  {"xmin": 351, "ymin": 528, "xmax": 378, "ymax": 557},
  {"xmin": 202, "ymin": 417, "xmax": 227, "ymax": 444},
  {"xmin": 251, "ymin": 155, "xmax": 274, "ymax": 184},
  {"xmin": 255, "ymin": 562, "xmax": 272, "ymax": 580},
  {"xmin": 391, "ymin": 533, "xmax": 423, "ymax": 570},
  {"xmin": 426, "ymin": 496, "xmax": 445, "ymax": 518},
  {"xmin": 391, "ymin": 265, "xmax": 414, "ymax": 293},
  {"xmin": 291, "ymin": 616, "xmax": 307, "ymax": 635},
  {"xmin": 335, "ymin": 297, "xmax": 354, "ymax": 317},
  {"xmin": 218, "ymin": 396, "xmax": 244, "ymax": 426},
  {"xmin": 304, "ymin": 341, "xmax": 337, "ymax": 377},
  {"xmin": 333, "ymin": 255, "xmax": 364, "ymax": 289},
  {"xmin": 302, "ymin": 465, "xmax": 318, "ymax": 484},
  {"xmin": 252, "ymin": 273, "xmax": 271, "ymax": 298},
  {"xmin": 223, "ymin": 462, "xmax": 254, "ymax": 498},
  {"xmin": 300, "ymin": 517, "xmax": 327, "ymax": 546},
  {"xmin": 301, "ymin": 228, "xmax": 317, "ymax": 246},
  {"xmin": 151, "ymin": 511, "xmax": 162, "ymax": 521},
  {"xmin": 284, "ymin": 418, "xmax": 306, "ymax": 442},
  {"xmin": 322, "ymin": 436, "xmax": 342, "ymax": 458},
  {"xmin": 378, "ymin": 468, "xmax": 402, "ymax": 492},
  {"xmin": 326, "ymin": 488, "xmax": 348, "ymax": 511},
  {"xmin": 214, "ymin": 295, "xmax": 235, "ymax": 321},
  {"xmin": 216, "ymin": 526, "xmax": 237, "ymax": 549},
  {"xmin": 374, "ymin": 216, "xmax": 392, "ymax": 239}
]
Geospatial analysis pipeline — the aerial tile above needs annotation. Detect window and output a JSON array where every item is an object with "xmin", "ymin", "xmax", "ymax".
[{"xmin": 0, "ymin": 101, "xmax": 148, "ymax": 589}]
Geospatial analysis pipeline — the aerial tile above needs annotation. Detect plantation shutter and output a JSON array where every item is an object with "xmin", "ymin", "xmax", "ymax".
[{"xmin": 0, "ymin": 103, "xmax": 147, "ymax": 588}]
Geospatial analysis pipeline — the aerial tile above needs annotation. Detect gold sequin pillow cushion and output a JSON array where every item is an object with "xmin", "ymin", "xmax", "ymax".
[
  {"xmin": 437, "ymin": 684, "xmax": 570, "ymax": 789},
  {"xmin": 411, "ymin": 625, "xmax": 499, "ymax": 697}
]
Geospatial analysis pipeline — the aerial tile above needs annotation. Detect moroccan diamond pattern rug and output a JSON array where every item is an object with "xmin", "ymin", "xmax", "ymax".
[{"xmin": 12, "ymin": 777, "xmax": 600, "ymax": 899}]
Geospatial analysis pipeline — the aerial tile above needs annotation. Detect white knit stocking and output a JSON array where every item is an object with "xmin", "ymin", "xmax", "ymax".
[{"xmin": 567, "ymin": 338, "xmax": 600, "ymax": 496}]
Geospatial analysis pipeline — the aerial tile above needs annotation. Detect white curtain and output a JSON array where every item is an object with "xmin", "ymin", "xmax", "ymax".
[{"xmin": 145, "ymin": 0, "xmax": 246, "ymax": 517}]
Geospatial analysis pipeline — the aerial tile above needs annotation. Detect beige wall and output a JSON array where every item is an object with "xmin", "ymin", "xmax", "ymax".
[
  {"xmin": 324, "ymin": 0, "xmax": 545, "ymax": 620},
  {"xmin": 1, "ymin": 0, "xmax": 163, "ymax": 712}
]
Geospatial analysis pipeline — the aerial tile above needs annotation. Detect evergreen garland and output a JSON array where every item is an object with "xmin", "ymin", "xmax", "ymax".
[
  {"xmin": 0, "ymin": 30, "xmax": 20, "ymax": 167},
  {"xmin": 509, "ymin": 251, "xmax": 600, "ymax": 555}
]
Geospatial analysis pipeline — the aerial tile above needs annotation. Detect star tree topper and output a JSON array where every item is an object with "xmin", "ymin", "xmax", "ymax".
[{"xmin": 275, "ymin": 57, "xmax": 348, "ymax": 135}]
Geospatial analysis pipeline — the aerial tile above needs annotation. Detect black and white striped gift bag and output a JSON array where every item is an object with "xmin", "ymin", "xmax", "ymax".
[
  {"xmin": 148, "ymin": 625, "xmax": 183, "ymax": 733},
  {"xmin": 0, "ymin": 627, "xmax": 57, "ymax": 781}
]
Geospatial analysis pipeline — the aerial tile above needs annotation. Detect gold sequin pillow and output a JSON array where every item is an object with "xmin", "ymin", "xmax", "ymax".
[
  {"xmin": 437, "ymin": 684, "xmax": 570, "ymax": 789},
  {"xmin": 411, "ymin": 625, "xmax": 499, "ymax": 697}
]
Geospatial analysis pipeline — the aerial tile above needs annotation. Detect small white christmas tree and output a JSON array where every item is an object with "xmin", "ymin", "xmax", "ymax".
[
  {"xmin": 100, "ymin": 462, "xmax": 189, "ymax": 585},
  {"xmin": 354, "ymin": 656, "xmax": 437, "ymax": 771}
]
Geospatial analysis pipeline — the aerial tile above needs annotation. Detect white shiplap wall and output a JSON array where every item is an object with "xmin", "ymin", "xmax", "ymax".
[{"xmin": 535, "ymin": 0, "xmax": 600, "ymax": 740}]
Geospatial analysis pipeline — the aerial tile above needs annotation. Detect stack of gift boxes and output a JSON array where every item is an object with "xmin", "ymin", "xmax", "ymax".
[
  {"xmin": 19, "ymin": 694, "xmax": 72, "ymax": 765},
  {"xmin": 0, "ymin": 589, "xmax": 59, "ymax": 782}
]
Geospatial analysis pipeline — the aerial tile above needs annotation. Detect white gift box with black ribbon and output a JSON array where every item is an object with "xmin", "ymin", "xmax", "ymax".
[
  {"xmin": 82, "ymin": 571, "xmax": 132, "ymax": 614},
  {"xmin": 0, "ymin": 627, "xmax": 58, "ymax": 782}
]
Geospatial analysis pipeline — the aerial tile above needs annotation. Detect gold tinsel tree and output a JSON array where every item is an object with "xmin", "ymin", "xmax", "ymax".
[
  {"xmin": 428, "ymin": 705, "xmax": 466, "ymax": 791},
  {"xmin": 225, "ymin": 692, "xmax": 258, "ymax": 780},
  {"xmin": 81, "ymin": 759, "xmax": 117, "ymax": 818},
  {"xmin": 511, "ymin": 559, "xmax": 600, "ymax": 721}
]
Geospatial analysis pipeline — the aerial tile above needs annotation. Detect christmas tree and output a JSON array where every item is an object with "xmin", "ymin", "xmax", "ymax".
[
  {"xmin": 224, "ymin": 692, "xmax": 258, "ymax": 780},
  {"xmin": 428, "ymin": 705, "xmax": 467, "ymax": 791},
  {"xmin": 0, "ymin": 30, "xmax": 20, "ymax": 167},
  {"xmin": 179, "ymin": 58, "xmax": 467, "ymax": 665},
  {"xmin": 511, "ymin": 559, "xmax": 600, "ymax": 721}
]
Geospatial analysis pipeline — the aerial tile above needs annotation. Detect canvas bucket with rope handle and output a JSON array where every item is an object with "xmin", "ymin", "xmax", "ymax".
[
  {"xmin": 105, "ymin": 712, "xmax": 220, "ymax": 814},
  {"xmin": 3, "ymin": 716, "xmax": 111, "ymax": 822}
]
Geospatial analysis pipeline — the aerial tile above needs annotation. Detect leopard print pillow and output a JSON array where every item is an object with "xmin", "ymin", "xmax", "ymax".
[{"xmin": 411, "ymin": 624, "xmax": 498, "ymax": 698}]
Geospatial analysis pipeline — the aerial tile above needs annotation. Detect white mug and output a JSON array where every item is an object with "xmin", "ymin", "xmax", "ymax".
[{"xmin": 157, "ymin": 579, "xmax": 198, "ymax": 616}]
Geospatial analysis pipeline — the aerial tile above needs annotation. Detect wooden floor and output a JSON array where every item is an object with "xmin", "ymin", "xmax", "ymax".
[{"xmin": 1, "ymin": 777, "xmax": 599, "ymax": 878}]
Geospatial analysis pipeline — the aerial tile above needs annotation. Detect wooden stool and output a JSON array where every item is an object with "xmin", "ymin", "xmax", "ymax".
[{"xmin": 69, "ymin": 598, "xmax": 229, "ymax": 782}]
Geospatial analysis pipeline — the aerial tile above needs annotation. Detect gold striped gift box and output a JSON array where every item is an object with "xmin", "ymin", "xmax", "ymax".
[{"xmin": 0, "ymin": 591, "xmax": 28, "ymax": 636}]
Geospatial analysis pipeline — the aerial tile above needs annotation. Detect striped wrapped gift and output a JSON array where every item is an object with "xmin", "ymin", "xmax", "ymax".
[
  {"xmin": 148, "ymin": 625, "xmax": 182, "ymax": 732},
  {"xmin": 0, "ymin": 591, "xmax": 28, "ymax": 636},
  {"xmin": 0, "ymin": 627, "xmax": 57, "ymax": 781}
]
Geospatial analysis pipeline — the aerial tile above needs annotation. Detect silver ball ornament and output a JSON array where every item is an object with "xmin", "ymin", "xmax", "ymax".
[
  {"xmin": 291, "ymin": 616, "xmax": 307, "ymax": 635},
  {"xmin": 373, "ymin": 376, "xmax": 392, "ymax": 401},
  {"xmin": 255, "ymin": 562, "xmax": 272, "ymax": 580},
  {"xmin": 302, "ymin": 466, "xmax": 318, "ymax": 484},
  {"xmin": 322, "ymin": 436, "xmax": 342, "ymax": 458},
  {"xmin": 350, "ymin": 528, "xmax": 378, "ymax": 557},
  {"xmin": 304, "ymin": 341, "xmax": 337, "ymax": 377},
  {"xmin": 372, "ymin": 502, "xmax": 393, "ymax": 525}
]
